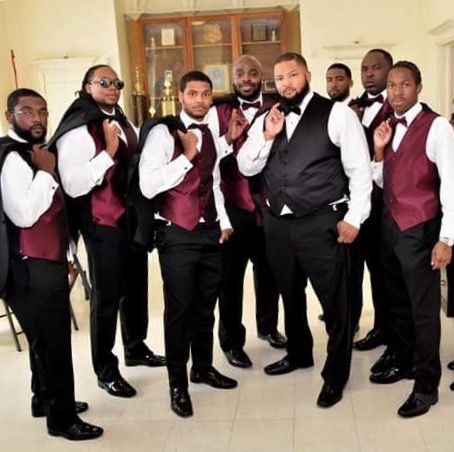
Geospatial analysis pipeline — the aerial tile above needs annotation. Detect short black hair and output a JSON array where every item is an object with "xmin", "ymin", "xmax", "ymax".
[
  {"xmin": 450, "ymin": 112, "xmax": 454, "ymax": 121},
  {"xmin": 327, "ymin": 63, "xmax": 352, "ymax": 79},
  {"xmin": 274, "ymin": 52, "xmax": 308, "ymax": 69},
  {"xmin": 7, "ymin": 88, "xmax": 46, "ymax": 112},
  {"xmin": 391, "ymin": 60, "xmax": 422, "ymax": 85},
  {"xmin": 180, "ymin": 71, "xmax": 213, "ymax": 92},
  {"xmin": 367, "ymin": 48, "xmax": 393, "ymax": 67}
]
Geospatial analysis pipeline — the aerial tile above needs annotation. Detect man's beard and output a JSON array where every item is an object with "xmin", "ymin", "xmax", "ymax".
[
  {"xmin": 278, "ymin": 83, "xmax": 310, "ymax": 111},
  {"xmin": 329, "ymin": 91, "xmax": 349, "ymax": 102},
  {"xmin": 233, "ymin": 84, "xmax": 262, "ymax": 102},
  {"xmin": 12, "ymin": 121, "xmax": 46, "ymax": 144}
]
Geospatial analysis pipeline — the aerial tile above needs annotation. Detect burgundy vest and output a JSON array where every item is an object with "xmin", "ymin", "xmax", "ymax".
[
  {"xmin": 19, "ymin": 186, "xmax": 68, "ymax": 263},
  {"xmin": 383, "ymin": 107, "xmax": 440, "ymax": 231},
  {"xmin": 87, "ymin": 121, "xmax": 137, "ymax": 228},
  {"xmin": 216, "ymin": 103, "xmax": 256, "ymax": 212},
  {"xmin": 159, "ymin": 126, "xmax": 217, "ymax": 230}
]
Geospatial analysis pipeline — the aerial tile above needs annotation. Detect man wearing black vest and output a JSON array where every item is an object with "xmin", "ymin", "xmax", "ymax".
[
  {"xmin": 351, "ymin": 49, "xmax": 394, "ymax": 355},
  {"xmin": 139, "ymin": 71, "xmax": 243, "ymax": 418},
  {"xmin": 238, "ymin": 53, "xmax": 372, "ymax": 408},
  {"xmin": 214, "ymin": 54, "xmax": 286, "ymax": 369},
  {"xmin": 0, "ymin": 89, "xmax": 102, "ymax": 440},
  {"xmin": 370, "ymin": 61, "xmax": 454, "ymax": 417},
  {"xmin": 54, "ymin": 65, "xmax": 165, "ymax": 399}
]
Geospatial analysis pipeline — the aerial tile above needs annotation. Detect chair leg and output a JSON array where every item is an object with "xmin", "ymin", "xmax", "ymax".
[
  {"xmin": 69, "ymin": 301, "xmax": 79, "ymax": 331},
  {"xmin": 73, "ymin": 254, "xmax": 91, "ymax": 300},
  {"xmin": 2, "ymin": 300, "xmax": 22, "ymax": 352}
]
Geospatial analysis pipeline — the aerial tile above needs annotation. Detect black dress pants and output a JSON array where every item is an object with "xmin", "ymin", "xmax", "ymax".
[
  {"xmin": 156, "ymin": 223, "xmax": 224, "ymax": 388},
  {"xmin": 380, "ymin": 217, "xmax": 441, "ymax": 394},
  {"xmin": 264, "ymin": 208, "xmax": 352, "ymax": 389},
  {"xmin": 6, "ymin": 258, "xmax": 77, "ymax": 430},
  {"xmin": 446, "ymin": 260, "xmax": 454, "ymax": 310},
  {"xmin": 352, "ymin": 195, "xmax": 387, "ymax": 333},
  {"xmin": 218, "ymin": 205, "xmax": 279, "ymax": 351},
  {"xmin": 82, "ymin": 221, "xmax": 149, "ymax": 381}
]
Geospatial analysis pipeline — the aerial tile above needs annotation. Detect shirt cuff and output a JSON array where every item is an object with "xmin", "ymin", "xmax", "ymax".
[
  {"xmin": 343, "ymin": 210, "xmax": 361, "ymax": 229},
  {"xmin": 90, "ymin": 151, "xmax": 115, "ymax": 184},
  {"xmin": 371, "ymin": 160, "xmax": 384, "ymax": 188},
  {"xmin": 175, "ymin": 154, "xmax": 193, "ymax": 172},
  {"xmin": 220, "ymin": 216, "xmax": 232, "ymax": 231},
  {"xmin": 35, "ymin": 170, "xmax": 59, "ymax": 192}
]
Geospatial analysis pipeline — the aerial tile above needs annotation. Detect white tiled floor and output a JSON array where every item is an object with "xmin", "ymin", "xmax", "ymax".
[{"xmin": 1, "ymin": 253, "xmax": 454, "ymax": 452}]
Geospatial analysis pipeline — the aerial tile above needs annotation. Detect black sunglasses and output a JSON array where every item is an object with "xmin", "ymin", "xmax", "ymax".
[{"xmin": 90, "ymin": 77, "xmax": 125, "ymax": 90}]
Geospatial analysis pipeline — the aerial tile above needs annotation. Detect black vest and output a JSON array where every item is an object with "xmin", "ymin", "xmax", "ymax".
[{"xmin": 265, "ymin": 94, "xmax": 348, "ymax": 217}]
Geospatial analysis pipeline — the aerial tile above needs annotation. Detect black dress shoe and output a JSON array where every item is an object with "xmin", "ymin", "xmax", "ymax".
[
  {"xmin": 369, "ymin": 365, "xmax": 413, "ymax": 384},
  {"xmin": 98, "ymin": 375, "xmax": 137, "ymax": 398},
  {"xmin": 32, "ymin": 399, "xmax": 89, "ymax": 418},
  {"xmin": 125, "ymin": 344, "xmax": 166, "ymax": 367},
  {"xmin": 258, "ymin": 331, "xmax": 287, "ymax": 349},
  {"xmin": 318, "ymin": 314, "xmax": 325, "ymax": 322},
  {"xmin": 450, "ymin": 381, "xmax": 454, "ymax": 391},
  {"xmin": 317, "ymin": 383, "xmax": 343, "ymax": 408},
  {"xmin": 370, "ymin": 348, "xmax": 396, "ymax": 374},
  {"xmin": 264, "ymin": 355, "xmax": 314, "ymax": 376},
  {"xmin": 190, "ymin": 367, "xmax": 237, "ymax": 389},
  {"xmin": 224, "ymin": 348, "xmax": 252, "ymax": 368},
  {"xmin": 447, "ymin": 360, "xmax": 454, "ymax": 371},
  {"xmin": 170, "ymin": 387, "xmax": 193, "ymax": 418},
  {"xmin": 353, "ymin": 328, "xmax": 384, "ymax": 351},
  {"xmin": 48, "ymin": 418, "xmax": 103, "ymax": 441},
  {"xmin": 398, "ymin": 391, "xmax": 438, "ymax": 418}
]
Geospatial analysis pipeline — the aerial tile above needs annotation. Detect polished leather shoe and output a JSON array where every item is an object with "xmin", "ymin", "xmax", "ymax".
[
  {"xmin": 32, "ymin": 398, "xmax": 88, "ymax": 418},
  {"xmin": 98, "ymin": 375, "xmax": 136, "ymax": 398},
  {"xmin": 224, "ymin": 348, "xmax": 252, "ymax": 368},
  {"xmin": 447, "ymin": 360, "xmax": 454, "ymax": 371},
  {"xmin": 370, "ymin": 365, "xmax": 413, "ymax": 384},
  {"xmin": 317, "ymin": 383, "xmax": 343, "ymax": 408},
  {"xmin": 353, "ymin": 328, "xmax": 384, "ymax": 351},
  {"xmin": 370, "ymin": 348, "xmax": 396, "ymax": 374},
  {"xmin": 318, "ymin": 313, "xmax": 325, "ymax": 322},
  {"xmin": 125, "ymin": 344, "xmax": 166, "ymax": 367},
  {"xmin": 48, "ymin": 418, "xmax": 103, "ymax": 441},
  {"xmin": 398, "ymin": 391, "xmax": 438, "ymax": 418},
  {"xmin": 258, "ymin": 331, "xmax": 287, "ymax": 349},
  {"xmin": 190, "ymin": 367, "xmax": 237, "ymax": 389},
  {"xmin": 264, "ymin": 355, "xmax": 314, "ymax": 376},
  {"xmin": 170, "ymin": 387, "xmax": 193, "ymax": 418}
]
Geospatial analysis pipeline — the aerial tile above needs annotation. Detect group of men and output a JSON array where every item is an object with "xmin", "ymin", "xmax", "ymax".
[{"xmin": 0, "ymin": 46, "xmax": 453, "ymax": 441}]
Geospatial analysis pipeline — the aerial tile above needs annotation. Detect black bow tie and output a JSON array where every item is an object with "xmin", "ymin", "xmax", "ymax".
[
  {"xmin": 390, "ymin": 115, "xmax": 407, "ymax": 127},
  {"xmin": 283, "ymin": 105, "xmax": 301, "ymax": 116},
  {"xmin": 188, "ymin": 123, "xmax": 209, "ymax": 132},
  {"xmin": 362, "ymin": 94, "xmax": 384, "ymax": 107},
  {"xmin": 241, "ymin": 101, "xmax": 261, "ymax": 111}
]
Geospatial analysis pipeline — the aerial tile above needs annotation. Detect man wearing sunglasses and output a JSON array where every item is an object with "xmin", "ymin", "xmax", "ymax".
[
  {"xmin": 51, "ymin": 65, "xmax": 165, "ymax": 399},
  {"xmin": 0, "ymin": 88, "xmax": 103, "ymax": 440}
]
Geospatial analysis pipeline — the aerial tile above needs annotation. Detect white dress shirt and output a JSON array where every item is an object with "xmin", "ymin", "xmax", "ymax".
[
  {"xmin": 139, "ymin": 109, "xmax": 233, "ymax": 230},
  {"xmin": 237, "ymin": 91, "xmax": 372, "ymax": 228},
  {"xmin": 1, "ymin": 130, "xmax": 59, "ymax": 228},
  {"xmin": 361, "ymin": 89, "xmax": 388, "ymax": 128},
  {"xmin": 57, "ymin": 110, "xmax": 136, "ymax": 199},
  {"xmin": 340, "ymin": 95, "xmax": 352, "ymax": 106},
  {"xmin": 371, "ymin": 102, "xmax": 454, "ymax": 240},
  {"xmin": 238, "ymin": 94, "xmax": 263, "ymax": 124}
]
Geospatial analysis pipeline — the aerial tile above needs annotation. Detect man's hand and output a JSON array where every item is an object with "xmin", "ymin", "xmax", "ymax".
[
  {"xmin": 373, "ymin": 119, "xmax": 393, "ymax": 162},
  {"xmin": 219, "ymin": 228, "xmax": 233, "ymax": 244},
  {"xmin": 177, "ymin": 129, "xmax": 198, "ymax": 161},
  {"xmin": 102, "ymin": 119, "xmax": 120, "ymax": 158},
  {"xmin": 30, "ymin": 144, "xmax": 56, "ymax": 174},
  {"xmin": 264, "ymin": 103, "xmax": 285, "ymax": 141},
  {"xmin": 337, "ymin": 221, "xmax": 359, "ymax": 244},
  {"xmin": 431, "ymin": 241, "xmax": 452, "ymax": 269},
  {"xmin": 225, "ymin": 109, "xmax": 249, "ymax": 144}
]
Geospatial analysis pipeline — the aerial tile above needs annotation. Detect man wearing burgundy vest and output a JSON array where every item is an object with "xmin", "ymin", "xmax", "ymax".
[
  {"xmin": 54, "ymin": 65, "xmax": 165, "ymax": 399},
  {"xmin": 213, "ymin": 55, "xmax": 286, "ymax": 369},
  {"xmin": 370, "ymin": 61, "xmax": 454, "ymax": 417},
  {"xmin": 238, "ymin": 53, "xmax": 372, "ymax": 408},
  {"xmin": 139, "ymin": 71, "xmax": 242, "ymax": 418},
  {"xmin": 0, "ymin": 89, "xmax": 102, "ymax": 440},
  {"xmin": 351, "ymin": 49, "xmax": 394, "ymax": 357},
  {"xmin": 447, "ymin": 114, "xmax": 454, "ymax": 381}
]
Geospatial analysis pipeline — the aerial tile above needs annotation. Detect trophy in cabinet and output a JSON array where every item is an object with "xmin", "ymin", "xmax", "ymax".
[
  {"xmin": 161, "ymin": 70, "xmax": 177, "ymax": 116},
  {"xmin": 132, "ymin": 66, "xmax": 148, "ymax": 126}
]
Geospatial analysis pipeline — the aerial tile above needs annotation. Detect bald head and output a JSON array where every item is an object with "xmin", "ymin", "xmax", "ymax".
[{"xmin": 232, "ymin": 54, "xmax": 263, "ymax": 101}]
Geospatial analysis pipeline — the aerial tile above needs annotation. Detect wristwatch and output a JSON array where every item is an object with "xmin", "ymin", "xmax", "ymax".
[{"xmin": 440, "ymin": 237, "xmax": 454, "ymax": 246}]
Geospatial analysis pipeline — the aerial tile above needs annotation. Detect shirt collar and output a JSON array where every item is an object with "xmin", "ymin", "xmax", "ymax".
[
  {"xmin": 8, "ymin": 129, "xmax": 28, "ymax": 143},
  {"xmin": 180, "ymin": 110, "xmax": 208, "ymax": 128},
  {"xmin": 288, "ymin": 90, "xmax": 314, "ymax": 117},
  {"xmin": 367, "ymin": 89, "xmax": 387, "ymax": 101},
  {"xmin": 238, "ymin": 93, "xmax": 263, "ymax": 107},
  {"xmin": 395, "ymin": 102, "xmax": 421, "ymax": 127}
]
